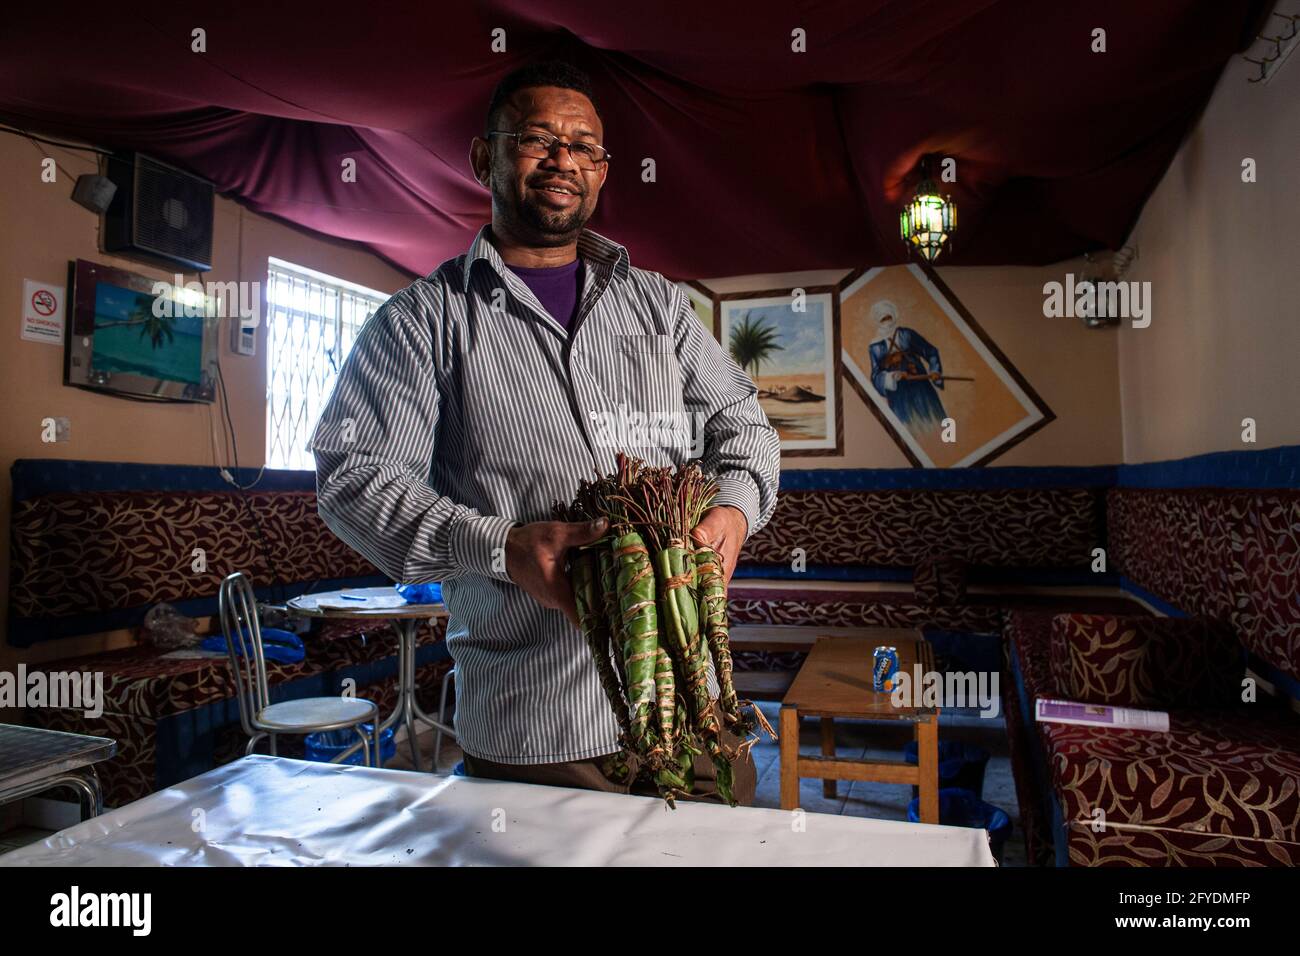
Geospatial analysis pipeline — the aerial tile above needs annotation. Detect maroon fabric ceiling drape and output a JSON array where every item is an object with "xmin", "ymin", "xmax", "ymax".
[{"xmin": 0, "ymin": 1, "xmax": 1267, "ymax": 278}]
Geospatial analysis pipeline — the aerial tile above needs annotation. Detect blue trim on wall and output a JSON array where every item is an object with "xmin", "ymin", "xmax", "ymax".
[
  {"xmin": 17, "ymin": 445, "xmax": 1296, "ymax": 503},
  {"xmin": 1117, "ymin": 578, "xmax": 1187, "ymax": 618},
  {"xmin": 1249, "ymin": 654, "xmax": 1300, "ymax": 701},
  {"xmin": 777, "ymin": 445, "xmax": 1300, "ymax": 493},
  {"xmin": 779, "ymin": 466, "xmax": 1117, "ymax": 492},
  {"xmin": 1116, "ymin": 444, "xmax": 1300, "ymax": 489},
  {"xmin": 11, "ymin": 458, "xmax": 316, "ymax": 501}
]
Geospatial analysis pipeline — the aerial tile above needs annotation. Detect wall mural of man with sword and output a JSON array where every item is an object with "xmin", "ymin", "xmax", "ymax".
[{"xmin": 867, "ymin": 298, "xmax": 974, "ymax": 433}]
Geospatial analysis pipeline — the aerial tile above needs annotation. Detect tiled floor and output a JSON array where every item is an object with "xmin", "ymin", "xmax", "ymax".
[
  {"xmin": 743, "ymin": 701, "xmax": 1024, "ymax": 866},
  {"xmin": 0, "ymin": 824, "xmax": 57, "ymax": 855},
  {"xmin": 387, "ymin": 725, "xmax": 463, "ymax": 774},
  {"xmin": 2, "ymin": 705, "xmax": 1024, "ymax": 865}
]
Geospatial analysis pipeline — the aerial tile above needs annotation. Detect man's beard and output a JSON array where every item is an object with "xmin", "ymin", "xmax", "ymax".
[{"xmin": 517, "ymin": 192, "xmax": 589, "ymax": 239}]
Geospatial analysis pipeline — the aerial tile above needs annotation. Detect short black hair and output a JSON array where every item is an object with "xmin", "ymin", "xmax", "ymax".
[{"xmin": 485, "ymin": 61, "xmax": 601, "ymax": 136}]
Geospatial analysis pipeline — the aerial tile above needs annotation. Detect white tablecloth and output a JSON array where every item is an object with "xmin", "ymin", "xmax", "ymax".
[{"xmin": 0, "ymin": 755, "xmax": 995, "ymax": 866}]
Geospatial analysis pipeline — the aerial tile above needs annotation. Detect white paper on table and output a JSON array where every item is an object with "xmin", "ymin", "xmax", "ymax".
[{"xmin": 316, "ymin": 591, "xmax": 407, "ymax": 610}]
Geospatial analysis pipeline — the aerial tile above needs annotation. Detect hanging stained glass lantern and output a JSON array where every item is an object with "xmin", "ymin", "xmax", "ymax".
[{"xmin": 899, "ymin": 158, "xmax": 957, "ymax": 261}]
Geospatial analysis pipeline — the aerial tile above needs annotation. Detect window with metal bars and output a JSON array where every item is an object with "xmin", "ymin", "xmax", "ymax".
[{"xmin": 264, "ymin": 257, "xmax": 389, "ymax": 470}]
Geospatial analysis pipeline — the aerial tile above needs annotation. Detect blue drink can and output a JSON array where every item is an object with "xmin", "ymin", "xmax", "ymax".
[{"xmin": 872, "ymin": 645, "xmax": 900, "ymax": 693}]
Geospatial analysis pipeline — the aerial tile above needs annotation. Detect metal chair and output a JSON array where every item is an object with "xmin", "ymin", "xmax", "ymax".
[
  {"xmin": 218, "ymin": 571, "xmax": 381, "ymax": 767},
  {"xmin": 433, "ymin": 665, "xmax": 457, "ymax": 770}
]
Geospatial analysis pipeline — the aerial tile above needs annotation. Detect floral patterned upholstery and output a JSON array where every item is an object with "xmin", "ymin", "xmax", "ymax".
[
  {"xmin": 1006, "ymin": 609, "xmax": 1300, "ymax": 867},
  {"xmin": 1108, "ymin": 488, "xmax": 1300, "ymax": 682},
  {"xmin": 1047, "ymin": 709, "xmax": 1300, "ymax": 866},
  {"xmin": 729, "ymin": 584, "xmax": 1002, "ymax": 633},
  {"xmin": 8, "ymin": 489, "xmax": 378, "ymax": 626},
  {"xmin": 1065, "ymin": 823, "xmax": 1300, "ymax": 866},
  {"xmin": 741, "ymin": 487, "xmax": 1104, "ymax": 567},
  {"xmin": 1049, "ymin": 614, "xmax": 1245, "ymax": 708},
  {"xmin": 6, "ymin": 466, "xmax": 457, "ymax": 806},
  {"xmin": 728, "ymin": 584, "xmax": 1141, "ymax": 637},
  {"xmin": 912, "ymin": 554, "xmax": 968, "ymax": 606}
]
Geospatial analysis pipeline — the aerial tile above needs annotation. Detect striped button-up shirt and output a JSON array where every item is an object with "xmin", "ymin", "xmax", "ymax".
[{"xmin": 310, "ymin": 224, "xmax": 781, "ymax": 764}]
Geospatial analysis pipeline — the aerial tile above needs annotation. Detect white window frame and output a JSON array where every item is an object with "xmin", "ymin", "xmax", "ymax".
[{"xmin": 264, "ymin": 256, "xmax": 389, "ymax": 471}]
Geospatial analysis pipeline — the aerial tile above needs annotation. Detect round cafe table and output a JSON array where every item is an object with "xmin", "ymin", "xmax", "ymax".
[{"xmin": 285, "ymin": 587, "xmax": 449, "ymax": 771}]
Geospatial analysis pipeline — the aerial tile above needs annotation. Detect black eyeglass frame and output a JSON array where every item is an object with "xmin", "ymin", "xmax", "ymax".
[{"xmin": 486, "ymin": 129, "xmax": 612, "ymax": 167}]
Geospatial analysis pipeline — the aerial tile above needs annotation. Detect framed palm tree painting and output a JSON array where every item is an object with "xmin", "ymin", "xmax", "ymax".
[{"xmin": 713, "ymin": 286, "xmax": 843, "ymax": 456}]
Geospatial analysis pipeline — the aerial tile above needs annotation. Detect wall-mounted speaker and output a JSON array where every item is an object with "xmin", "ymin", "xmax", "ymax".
[
  {"xmin": 71, "ymin": 173, "xmax": 116, "ymax": 214},
  {"xmin": 103, "ymin": 152, "xmax": 214, "ymax": 271}
]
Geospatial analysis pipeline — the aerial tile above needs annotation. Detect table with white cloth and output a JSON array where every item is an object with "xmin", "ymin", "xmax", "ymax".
[{"xmin": 0, "ymin": 755, "xmax": 996, "ymax": 866}]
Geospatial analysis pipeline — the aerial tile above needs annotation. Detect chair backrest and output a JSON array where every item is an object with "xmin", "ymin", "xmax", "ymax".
[{"xmin": 218, "ymin": 571, "xmax": 271, "ymax": 735}]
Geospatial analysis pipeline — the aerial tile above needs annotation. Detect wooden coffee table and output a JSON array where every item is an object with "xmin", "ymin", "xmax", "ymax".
[{"xmin": 779, "ymin": 628, "xmax": 940, "ymax": 823}]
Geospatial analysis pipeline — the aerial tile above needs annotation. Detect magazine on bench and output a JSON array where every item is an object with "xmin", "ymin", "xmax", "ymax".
[{"xmin": 1035, "ymin": 698, "xmax": 1170, "ymax": 732}]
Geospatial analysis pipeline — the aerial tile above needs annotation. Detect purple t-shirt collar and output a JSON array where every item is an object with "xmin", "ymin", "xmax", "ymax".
[{"xmin": 507, "ymin": 258, "xmax": 584, "ymax": 332}]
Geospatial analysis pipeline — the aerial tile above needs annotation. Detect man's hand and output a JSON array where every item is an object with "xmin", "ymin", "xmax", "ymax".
[
  {"xmin": 505, "ymin": 517, "xmax": 608, "ymax": 628},
  {"xmin": 689, "ymin": 505, "xmax": 748, "ymax": 586}
]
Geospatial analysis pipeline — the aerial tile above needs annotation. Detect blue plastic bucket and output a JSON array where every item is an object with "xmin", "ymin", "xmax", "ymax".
[
  {"xmin": 903, "ymin": 740, "xmax": 990, "ymax": 798},
  {"xmin": 908, "ymin": 787, "xmax": 1012, "ymax": 863},
  {"xmin": 303, "ymin": 722, "xmax": 396, "ymax": 767}
]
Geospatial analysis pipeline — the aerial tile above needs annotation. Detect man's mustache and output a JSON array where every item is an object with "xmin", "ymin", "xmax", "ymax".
[{"xmin": 527, "ymin": 176, "xmax": 585, "ymax": 196}]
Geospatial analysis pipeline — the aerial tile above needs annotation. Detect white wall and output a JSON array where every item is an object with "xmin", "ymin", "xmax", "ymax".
[{"xmin": 1119, "ymin": 54, "xmax": 1300, "ymax": 462}]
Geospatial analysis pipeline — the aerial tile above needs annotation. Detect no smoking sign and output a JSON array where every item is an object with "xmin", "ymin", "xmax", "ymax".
[
  {"xmin": 22, "ymin": 278, "xmax": 65, "ymax": 345},
  {"xmin": 31, "ymin": 288, "xmax": 58, "ymax": 316}
]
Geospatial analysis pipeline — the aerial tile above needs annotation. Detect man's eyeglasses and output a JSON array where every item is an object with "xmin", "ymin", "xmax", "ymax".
[{"xmin": 488, "ymin": 130, "xmax": 611, "ymax": 170}]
